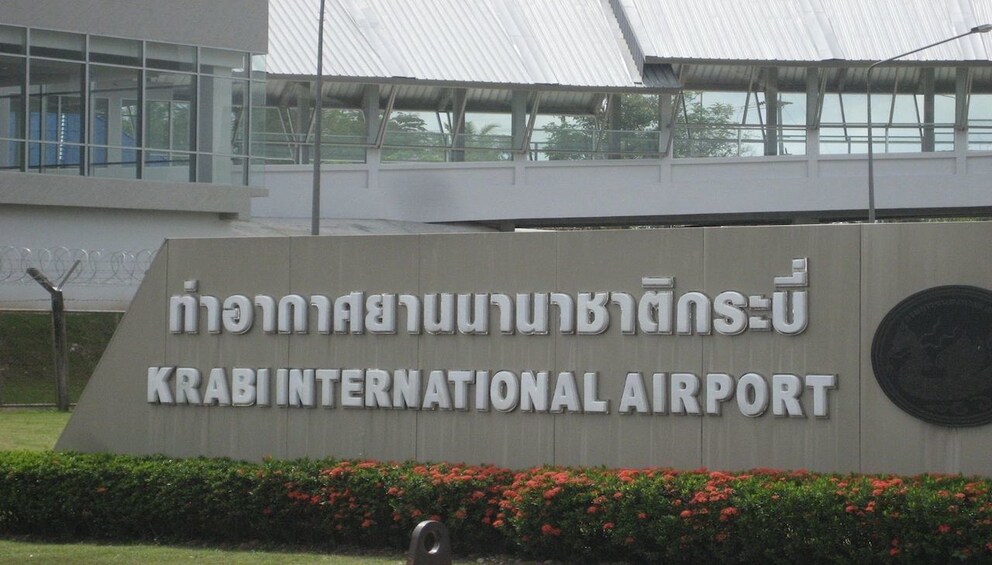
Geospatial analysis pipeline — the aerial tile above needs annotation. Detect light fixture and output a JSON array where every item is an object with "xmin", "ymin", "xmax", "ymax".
[{"xmin": 866, "ymin": 23, "xmax": 992, "ymax": 222}]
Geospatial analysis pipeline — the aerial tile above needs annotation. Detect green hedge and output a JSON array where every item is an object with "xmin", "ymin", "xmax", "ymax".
[{"xmin": 2, "ymin": 452, "xmax": 992, "ymax": 563}]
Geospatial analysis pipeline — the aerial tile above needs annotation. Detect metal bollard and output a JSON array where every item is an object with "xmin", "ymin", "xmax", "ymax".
[{"xmin": 406, "ymin": 520, "xmax": 452, "ymax": 565}]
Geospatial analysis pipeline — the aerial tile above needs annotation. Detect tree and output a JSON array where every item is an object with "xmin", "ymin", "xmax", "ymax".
[
  {"xmin": 674, "ymin": 92, "xmax": 740, "ymax": 158},
  {"xmin": 455, "ymin": 121, "xmax": 511, "ymax": 162},
  {"xmin": 541, "ymin": 92, "xmax": 739, "ymax": 159}
]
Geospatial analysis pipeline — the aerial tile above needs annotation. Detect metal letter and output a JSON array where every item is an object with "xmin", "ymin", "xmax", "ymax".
[
  {"xmin": 805, "ymin": 374, "xmax": 837, "ymax": 418},
  {"xmin": 772, "ymin": 291, "xmax": 809, "ymax": 335},
  {"xmin": 423, "ymin": 370, "xmax": 452, "ymax": 410},
  {"xmin": 713, "ymin": 291, "xmax": 747, "ymax": 335},
  {"xmin": 520, "ymin": 371, "xmax": 549, "ymax": 412},
  {"xmin": 670, "ymin": 373, "xmax": 701, "ymax": 415},
  {"xmin": 577, "ymin": 292, "xmax": 610, "ymax": 335},
  {"xmin": 611, "ymin": 293, "xmax": 637, "ymax": 335},
  {"xmin": 550, "ymin": 293, "xmax": 575, "ymax": 334},
  {"xmin": 736, "ymin": 373, "xmax": 770, "ymax": 417},
  {"xmin": 365, "ymin": 369, "xmax": 392, "ymax": 408},
  {"xmin": 490, "ymin": 370, "xmax": 520, "ymax": 412},
  {"xmin": 222, "ymin": 295, "xmax": 254, "ymax": 334},
  {"xmin": 147, "ymin": 367, "xmax": 174, "ymax": 404},
  {"xmin": 772, "ymin": 374, "xmax": 804, "ymax": 417},
  {"xmin": 399, "ymin": 295, "xmax": 423, "ymax": 334},
  {"xmin": 366, "ymin": 294, "xmax": 398, "ymax": 334},
  {"xmin": 175, "ymin": 368, "xmax": 202, "ymax": 405},
  {"xmin": 203, "ymin": 367, "xmax": 232, "ymax": 406},
  {"xmin": 583, "ymin": 372, "xmax": 609, "ymax": 413},
  {"xmin": 549, "ymin": 372, "xmax": 580, "ymax": 413},
  {"xmin": 278, "ymin": 295, "xmax": 309, "ymax": 335},
  {"xmin": 618, "ymin": 372, "xmax": 649, "ymax": 414},
  {"xmin": 424, "ymin": 294, "xmax": 455, "ymax": 334},
  {"xmin": 516, "ymin": 293, "xmax": 549, "ymax": 335},
  {"xmin": 676, "ymin": 292, "xmax": 711, "ymax": 335},
  {"xmin": 232, "ymin": 368, "xmax": 257, "ymax": 405},
  {"xmin": 456, "ymin": 294, "xmax": 488, "ymax": 335},
  {"xmin": 490, "ymin": 294, "xmax": 515, "ymax": 334},
  {"xmin": 254, "ymin": 295, "xmax": 277, "ymax": 334},
  {"xmin": 705, "ymin": 373, "xmax": 734, "ymax": 415}
]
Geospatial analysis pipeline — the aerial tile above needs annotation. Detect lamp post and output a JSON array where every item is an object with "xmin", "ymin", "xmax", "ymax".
[
  {"xmin": 311, "ymin": 0, "xmax": 327, "ymax": 235},
  {"xmin": 866, "ymin": 24, "xmax": 992, "ymax": 223}
]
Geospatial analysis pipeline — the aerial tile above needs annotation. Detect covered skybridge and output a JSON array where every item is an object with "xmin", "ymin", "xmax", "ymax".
[{"xmin": 256, "ymin": 0, "xmax": 992, "ymax": 226}]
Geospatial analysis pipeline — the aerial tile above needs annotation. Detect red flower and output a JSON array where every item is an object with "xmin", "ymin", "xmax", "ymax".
[
  {"xmin": 587, "ymin": 505, "xmax": 599, "ymax": 514},
  {"xmin": 680, "ymin": 510, "xmax": 693, "ymax": 519},
  {"xmin": 603, "ymin": 522, "xmax": 615, "ymax": 531},
  {"xmin": 541, "ymin": 523, "xmax": 561, "ymax": 536},
  {"xmin": 719, "ymin": 507, "xmax": 739, "ymax": 521},
  {"xmin": 937, "ymin": 524, "xmax": 951, "ymax": 534}
]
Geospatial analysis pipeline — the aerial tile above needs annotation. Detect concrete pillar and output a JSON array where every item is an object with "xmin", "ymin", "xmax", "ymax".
[
  {"xmin": 511, "ymin": 90, "xmax": 528, "ymax": 171},
  {"xmin": 805, "ymin": 67, "xmax": 820, "ymax": 158},
  {"xmin": 607, "ymin": 94, "xmax": 622, "ymax": 158},
  {"xmin": 197, "ymin": 73, "xmax": 234, "ymax": 183},
  {"xmin": 363, "ymin": 85, "xmax": 380, "ymax": 144},
  {"xmin": 659, "ymin": 93, "xmax": 673, "ymax": 155},
  {"xmin": 107, "ymin": 93, "xmax": 123, "ymax": 171},
  {"xmin": 922, "ymin": 68, "xmax": 935, "ymax": 152},
  {"xmin": 955, "ymin": 67, "xmax": 970, "ymax": 154},
  {"xmin": 0, "ymin": 96, "xmax": 10, "ymax": 169},
  {"xmin": 764, "ymin": 67, "xmax": 779, "ymax": 156},
  {"xmin": 511, "ymin": 91, "xmax": 527, "ymax": 150},
  {"xmin": 297, "ymin": 81, "xmax": 312, "ymax": 164},
  {"xmin": 451, "ymin": 88, "xmax": 466, "ymax": 162}
]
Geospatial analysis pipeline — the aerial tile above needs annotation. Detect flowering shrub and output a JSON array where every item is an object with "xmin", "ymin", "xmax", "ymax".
[{"xmin": 1, "ymin": 451, "xmax": 992, "ymax": 563}]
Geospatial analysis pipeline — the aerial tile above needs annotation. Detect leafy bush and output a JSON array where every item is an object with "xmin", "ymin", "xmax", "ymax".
[{"xmin": 2, "ymin": 451, "xmax": 992, "ymax": 563}]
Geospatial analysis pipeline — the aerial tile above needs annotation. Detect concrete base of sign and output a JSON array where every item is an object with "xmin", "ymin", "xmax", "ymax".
[{"xmin": 56, "ymin": 222, "xmax": 992, "ymax": 476}]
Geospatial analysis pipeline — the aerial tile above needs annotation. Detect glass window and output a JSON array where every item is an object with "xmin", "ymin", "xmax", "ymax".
[
  {"xmin": 146, "ymin": 42, "xmax": 195, "ymax": 72},
  {"xmin": 250, "ymin": 54, "xmax": 266, "ymax": 80},
  {"xmin": 28, "ymin": 58, "xmax": 83, "ymax": 174},
  {"xmin": 200, "ymin": 48, "xmax": 248, "ymax": 77},
  {"xmin": 0, "ymin": 25, "xmax": 25, "ymax": 55},
  {"xmin": 0, "ymin": 55, "xmax": 25, "ymax": 169},
  {"xmin": 90, "ymin": 36, "xmax": 141, "ymax": 66},
  {"xmin": 145, "ymin": 71, "xmax": 194, "ymax": 182},
  {"xmin": 30, "ymin": 29, "xmax": 84, "ymax": 60},
  {"xmin": 197, "ymin": 75, "xmax": 247, "ymax": 182},
  {"xmin": 89, "ymin": 65, "xmax": 140, "ymax": 178}
]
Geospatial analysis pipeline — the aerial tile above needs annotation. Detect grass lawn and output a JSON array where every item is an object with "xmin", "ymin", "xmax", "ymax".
[
  {"xmin": 0, "ymin": 408, "xmax": 70, "ymax": 451},
  {"xmin": 0, "ymin": 311, "xmax": 120, "ymax": 405},
  {"xmin": 0, "ymin": 540, "xmax": 408, "ymax": 564}
]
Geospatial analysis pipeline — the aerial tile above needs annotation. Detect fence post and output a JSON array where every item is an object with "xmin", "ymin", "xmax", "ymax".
[{"xmin": 26, "ymin": 260, "xmax": 79, "ymax": 412}]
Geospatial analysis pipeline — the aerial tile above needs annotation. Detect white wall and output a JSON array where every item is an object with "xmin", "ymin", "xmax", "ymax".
[{"xmin": 257, "ymin": 152, "xmax": 992, "ymax": 225}]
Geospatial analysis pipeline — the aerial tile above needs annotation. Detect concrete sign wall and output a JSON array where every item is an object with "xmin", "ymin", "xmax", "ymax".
[{"xmin": 56, "ymin": 222, "xmax": 992, "ymax": 475}]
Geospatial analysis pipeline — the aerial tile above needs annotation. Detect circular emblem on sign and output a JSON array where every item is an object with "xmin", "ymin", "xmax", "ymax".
[{"xmin": 872, "ymin": 285, "xmax": 992, "ymax": 427}]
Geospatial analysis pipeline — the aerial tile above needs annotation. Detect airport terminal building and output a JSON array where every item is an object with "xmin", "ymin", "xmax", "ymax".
[
  {"xmin": 3, "ymin": 0, "xmax": 992, "ymax": 309},
  {"xmin": 5, "ymin": 0, "xmax": 992, "ymax": 475}
]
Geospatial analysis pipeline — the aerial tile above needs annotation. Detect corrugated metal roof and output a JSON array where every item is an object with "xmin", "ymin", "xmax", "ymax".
[
  {"xmin": 618, "ymin": 0, "xmax": 992, "ymax": 64},
  {"xmin": 268, "ymin": 0, "xmax": 678, "ymax": 91}
]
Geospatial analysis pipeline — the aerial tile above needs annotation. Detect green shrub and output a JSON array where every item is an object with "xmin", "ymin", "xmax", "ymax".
[{"xmin": 2, "ymin": 451, "xmax": 992, "ymax": 563}]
